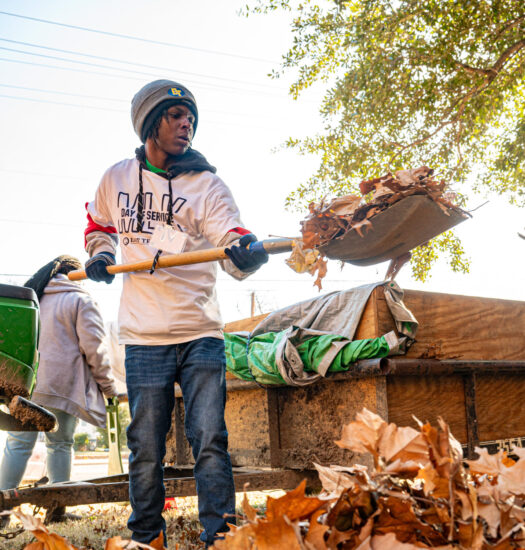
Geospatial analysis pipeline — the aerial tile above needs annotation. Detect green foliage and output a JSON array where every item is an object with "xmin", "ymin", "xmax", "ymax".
[
  {"xmin": 244, "ymin": 0, "xmax": 524, "ymax": 279},
  {"xmin": 73, "ymin": 432, "xmax": 89, "ymax": 452}
]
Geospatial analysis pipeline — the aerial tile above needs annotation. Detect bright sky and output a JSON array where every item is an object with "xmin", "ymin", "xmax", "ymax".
[{"xmin": 1, "ymin": 0, "xmax": 524, "ymax": 326}]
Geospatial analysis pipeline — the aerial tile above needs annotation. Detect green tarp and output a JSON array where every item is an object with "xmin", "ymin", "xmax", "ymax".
[{"xmin": 225, "ymin": 329, "xmax": 392, "ymax": 386}]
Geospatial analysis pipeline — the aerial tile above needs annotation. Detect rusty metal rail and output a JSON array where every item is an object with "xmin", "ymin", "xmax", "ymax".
[{"xmin": 0, "ymin": 466, "xmax": 320, "ymax": 512}]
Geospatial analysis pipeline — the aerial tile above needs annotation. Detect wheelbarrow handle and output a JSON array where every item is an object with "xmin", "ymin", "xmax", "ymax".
[{"xmin": 68, "ymin": 238, "xmax": 296, "ymax": 282}]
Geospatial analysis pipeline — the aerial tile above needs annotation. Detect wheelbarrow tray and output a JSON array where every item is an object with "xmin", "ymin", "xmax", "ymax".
[{"xmin": 320, "ymin": 194, "xmax": 469, "ymax": 266}]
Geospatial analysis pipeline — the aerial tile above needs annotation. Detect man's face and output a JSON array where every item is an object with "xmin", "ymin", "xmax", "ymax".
[{"xmin": 154, "ymin": 104, "xmax": 195, "ymax": 156}]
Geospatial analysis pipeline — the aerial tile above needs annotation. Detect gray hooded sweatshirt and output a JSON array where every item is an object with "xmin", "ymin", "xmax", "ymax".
[{"xmin": 31, "ymin": 274, "xmax": 118, "ymax": 428}]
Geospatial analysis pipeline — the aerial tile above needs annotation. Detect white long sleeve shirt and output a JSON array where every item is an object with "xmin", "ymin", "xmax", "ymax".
[{"xmin": 86, "ymin": 157, "xmax": 247, "ymax": 345}]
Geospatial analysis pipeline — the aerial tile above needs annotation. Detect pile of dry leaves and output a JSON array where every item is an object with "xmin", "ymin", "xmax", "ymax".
[
  {"xmin": 286, "ymin": 167, "xmax": 465, "ymax": 288},
  {"xmin": 212, "ymin": 408, "xmax": 525, "ymax": 549},
  {"xmin": 6, "ymin": 509, "xmax": 166, "ymax": 550}
]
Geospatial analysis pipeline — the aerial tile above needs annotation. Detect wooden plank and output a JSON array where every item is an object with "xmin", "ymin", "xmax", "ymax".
[
  {"xmin": 225, "ymin": 388, "xmax": 272, "ymax": 467},
  {"xmin": 276, "ymin": 377, "xmax": 382, "ymax": 469},
  {"xmin": 401, "ymin": 291, "xmax": 525, "ymax": 360},
  {"xmin": 354, "ymin": 288, "xmax": 380, "ymax": 340},
  {"xmin": 386, "ymin": 375, "xmax": 468, "ymax": 442},
  {"xmin": 476, "ymin": 374, "xmax": 525, "ymax": 442},
  {"xmin": 225, "ymin": 313, "xmax": 268, "ymax": 333}
]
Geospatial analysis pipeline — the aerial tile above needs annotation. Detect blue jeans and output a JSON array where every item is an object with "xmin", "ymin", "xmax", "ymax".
[
  {"xmin": 125, "ymin": 337, "xmax": 235, "ymax": 546},
  {"xmin": 0, "ymin": 407, "xmax": 78, "ymax": 490}
]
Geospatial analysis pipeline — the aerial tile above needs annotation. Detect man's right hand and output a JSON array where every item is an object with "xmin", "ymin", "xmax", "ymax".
[{"xmin": 85, "ymin": 252, "xmax": 116, "ymax": 284}]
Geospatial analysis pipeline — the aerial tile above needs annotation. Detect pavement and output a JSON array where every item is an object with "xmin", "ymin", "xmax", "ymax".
[{"xmin": 71, "ymin": 453, "xmax": 129, "ymax": 480}]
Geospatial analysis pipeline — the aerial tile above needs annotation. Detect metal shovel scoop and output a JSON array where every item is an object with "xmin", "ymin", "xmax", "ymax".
[
  {"xmin": 68, "ymin": 195, "xmax": 468, "ymax": 281},
  {"xmin": 321, "ymin": 194, "xmax": 469, "ymax": 266}
]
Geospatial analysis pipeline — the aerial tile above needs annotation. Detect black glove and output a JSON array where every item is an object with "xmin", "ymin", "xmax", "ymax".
[
  {"xmin": 224, "ymin": 233, "xmax": 269, "ymax": 273},
  {"xmin": 85, "ymin": 252, "xmax": 116, "ymax": 284}
]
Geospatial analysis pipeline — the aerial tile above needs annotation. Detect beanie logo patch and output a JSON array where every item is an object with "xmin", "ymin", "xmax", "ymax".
[{"xmin": 168, "ymin": 87, "xmax": 185, "ymax": 98}]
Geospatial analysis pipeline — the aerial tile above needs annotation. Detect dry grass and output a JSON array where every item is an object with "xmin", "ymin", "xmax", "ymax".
[{"xmin": 0, "ymin": 490, "xmax": 282, "ymax": 550}]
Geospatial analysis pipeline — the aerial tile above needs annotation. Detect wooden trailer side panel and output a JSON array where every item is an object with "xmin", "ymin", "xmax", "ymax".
[
  {"xmin": 401, "ymin": 291, "xmax": 525, "ymax": 360},
  {"xmin": 166, "ymin": 289, "xmax": 525, "ymax": 469},
  {"xmin": 386, "ymin": 375, "xmax": 468, "ymax": 442}
]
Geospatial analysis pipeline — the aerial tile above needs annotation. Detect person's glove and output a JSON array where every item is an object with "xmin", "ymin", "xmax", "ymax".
[
  {"xmin": 224, "ymin": 233, "xmax": 269, "ymax": 273},
  {"xmin": 85, "ymin": 252, "xmax": 116, "ymax": 284}
]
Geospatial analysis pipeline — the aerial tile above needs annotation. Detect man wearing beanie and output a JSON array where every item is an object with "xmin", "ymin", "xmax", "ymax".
[{"xmin": 83, "ymin": 79, "xmax": 268, "ymax": 547}]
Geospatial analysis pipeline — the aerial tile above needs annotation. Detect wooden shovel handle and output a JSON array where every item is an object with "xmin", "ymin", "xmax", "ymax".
[{"xmin": 68, "ymin": 238, "xmax": 295, "ymax": 282}]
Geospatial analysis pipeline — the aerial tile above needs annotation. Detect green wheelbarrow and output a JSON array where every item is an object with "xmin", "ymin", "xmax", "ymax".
[{"xmin": 0, "ymin": 283, "xmax": 56, "ymax": 432}]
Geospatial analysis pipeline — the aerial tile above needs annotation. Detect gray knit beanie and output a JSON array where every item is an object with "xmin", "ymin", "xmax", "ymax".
[{"xmin": 131, "ymin": 79, "xmax": 199, "ymax": 143}]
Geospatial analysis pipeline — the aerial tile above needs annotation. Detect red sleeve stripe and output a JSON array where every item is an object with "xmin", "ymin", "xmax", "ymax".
[
  {"xmin": 84, "ymin": 203, "xmax": 117, "ymax": 248},
  {"xmin": 228, "ymin": 227, "xmax": 251, "ymax": 236}
]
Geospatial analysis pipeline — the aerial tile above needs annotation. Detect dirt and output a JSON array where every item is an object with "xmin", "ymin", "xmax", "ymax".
[
  {"xmin": 0, "ymin": 365, "xmax": 29, "ymax": 399},
  {"xmin": 8, "ymin": 396, "xmax": 56, "ymax": 432}
]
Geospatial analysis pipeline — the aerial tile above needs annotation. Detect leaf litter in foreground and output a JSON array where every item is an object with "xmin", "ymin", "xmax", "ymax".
[
  {"xmin": 14, "ymin": 407, "xmax": 525, "ymax": 549},
  {"xmin": 211, "ymin": 408, "xmax": 525, "ymax": 549}
]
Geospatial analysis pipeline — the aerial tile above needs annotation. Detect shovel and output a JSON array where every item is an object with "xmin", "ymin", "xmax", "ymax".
[{"xmin": 68, "ymin": 195, "xmax": 469, "ymax": 281}]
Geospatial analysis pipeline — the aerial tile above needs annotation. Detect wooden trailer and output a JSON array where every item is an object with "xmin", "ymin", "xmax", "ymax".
[
  {"xmin": 171, "ymin": 286, "xmax": 525, "ymax": 469},
  {"xmin": 2, "ymin": 287, "xmax": 525, "ymax": 512}
]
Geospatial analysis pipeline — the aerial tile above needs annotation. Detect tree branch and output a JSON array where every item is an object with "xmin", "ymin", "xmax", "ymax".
[
  {"xmin": 455, "ymin": 38, "xmax": 525, "ymax": 78},
  {"xmin": 493, "ymin": 15, "xmax": 525, "ymax": 41},
  {"xmin": 391, "ymin": 39, "xmax": 525, "ymax": 160}
]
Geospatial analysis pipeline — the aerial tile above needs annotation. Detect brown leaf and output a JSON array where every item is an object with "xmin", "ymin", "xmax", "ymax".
[
  {"xmin": 375, "ymin": 496, "xmax": 447, "ymax": 545},
  {"xmin": 242, "ymin": 493, "xmax": 258, "ymax": 523},
  {"xmin": 313, "ymin": 256, "xmax": 328, "ymax": 291},
  {"xmin": 285, "ymin": 241, "xmax": 320, "ymax": 274},
  {"xmin": 415, "ymin": 463, "xmax": 449, "ymax": 498},
  {"xmin": 314, "ymin": 462, "xmax": 356, "ymax": 494},
  {"xmin": 251, "ymin": 516, "xmax": 302, "ymax": 550},
  {"xmin": 266, "ymin": 479, "xmax": 325, "ymax": 522},
  {"xmin": 321, "ymin": 195, "xmax": 361, "ymax": 216},
  {"xmin": 304, "ymin": 509, "xmax": 329, "ymax": 550},
  {"xmin": 13, "ymin": 510, "xmax": 80, "ymax": 550},
  {"xmin": 498, "ymin": 458, "xmax": 525, "ymax": 497},
  {"xmin": 370, "ymin": 532, "xmax": 454, "ymax": 549},
  {"xmin": 336, "ymin": 408, "xmax": 387, "ymax": 461},
  {"xmin": 23, "ymin": 544, "xmax": 45, "ymax": 550},
  {"xmin": 211, "ymin": 524, "xmax": 256, "ymax": 549},
  {"xmin": 457, "ymin": 520, "xmax": 483, "ymax": 550},
  {"xmin": 104, "ymin": 536, "xmax": 156, "ymax": 550},
  {"xmin": 147, "ymin": 532, "xmax": 166, "ymax": 550},
  {"xmin": 378, "ymin": 423, "xmax": 429, "ymax": 466},
  {"xmin": 352, "ymin": 218, "xmax": 373, "ymax": 238}
]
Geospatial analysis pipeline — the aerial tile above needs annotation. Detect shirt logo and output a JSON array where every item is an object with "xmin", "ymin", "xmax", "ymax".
[{"xmin": 168, "ymin": 87, "xmax": 185, "ymax": 97}]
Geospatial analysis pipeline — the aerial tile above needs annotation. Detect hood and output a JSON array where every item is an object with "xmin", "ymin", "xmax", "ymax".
[{"xmin": 43, "ymin": 273, "xmax": 90, "ymax": 295}]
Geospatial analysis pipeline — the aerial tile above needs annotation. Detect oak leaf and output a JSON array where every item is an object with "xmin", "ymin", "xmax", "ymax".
[
  {"xmin": 266, "ymin": 479, "xmax": 325, "ymax": 522},
  {"xmin": 14, "ymin": 510, "xmax": 79, "ymax": 550},
  {"xmin": 304, "ymin": 509, "xmax": 329, "ymax": 550}
]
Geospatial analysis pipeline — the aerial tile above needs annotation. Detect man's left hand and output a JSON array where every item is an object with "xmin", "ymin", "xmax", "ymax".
[{"xmin": 225, "ymin": 234, "xmax": 269, "ymax": 273}]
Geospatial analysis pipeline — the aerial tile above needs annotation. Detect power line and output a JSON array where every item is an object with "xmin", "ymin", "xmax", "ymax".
[
  {"xmin": 0, "ymin": 83, "xmax": 127, "ymax": 103},
  {"xmin": 0, "ymin": 51, "xmax": 285, "ymax": 97},
  {"xmin": 0, "ymin": 38, "xmax": 285, "ymax": 91},
  {"xmin": 0, "ymin": 93, "xmax": 124, "ymax": 113},
  {"xmin": 0, "ymin": 10, "xmax": 275, "ymax": 64},
  {"xmin": 0, "ymin": 83, "xmax": 301, "ymax": 119},
  {"xmin": 0, "ymin": 56, "xmax": 145, "ymax": 83},
  {"xmin": 0, "ymin": 218, "xmax": 78, "ymax": 228},
  {"xmin": 0, "ymin": 167, "xmax": 91, "ymax": 181},
  {"xmin": 0, "ymin": 93, "xmax": 294, "ymax": 130}
]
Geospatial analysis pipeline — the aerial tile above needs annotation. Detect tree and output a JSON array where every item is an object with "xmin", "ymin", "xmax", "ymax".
[{"xmin": 245, "ymin": 0, "xmax": 524, "ymax": 279}]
